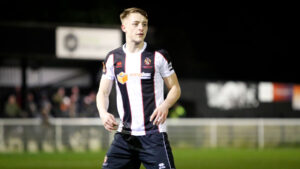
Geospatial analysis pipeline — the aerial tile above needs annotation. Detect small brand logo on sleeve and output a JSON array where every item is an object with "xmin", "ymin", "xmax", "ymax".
[{"xmin": 168, "ymin": 62, "xmax": 173, "ymax": 71}]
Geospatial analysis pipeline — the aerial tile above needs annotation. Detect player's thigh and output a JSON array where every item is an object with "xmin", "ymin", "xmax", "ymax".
[
  {"xmin": 102, "ymin": 133, "xmax": 141, "ymax": 169},
  {"xmin": 139, "ymin": 133, "xmax": 175, "ymax": 169},
  {"xmin": 102, "ymin": 155, "xmax": 141, "ymax": 169}
]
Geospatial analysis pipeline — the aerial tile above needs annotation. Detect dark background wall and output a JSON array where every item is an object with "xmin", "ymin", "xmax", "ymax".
[
  {"xmin": 0, "ymin": 1, "xmax": 297, "ymax": 82},
  {"xmin": 0, "ymin": 1, "xmax": 298, "ymax": 118}
]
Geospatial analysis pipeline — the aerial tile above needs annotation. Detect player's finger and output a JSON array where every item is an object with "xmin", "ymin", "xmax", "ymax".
[
  {"xmin": 107, "ymin": 115, "xmax": 118, "ymax": 126},
  {"xmin": 105, "ymin": 124, "xmax": 115, "ymax": 131},
  {"xmin": 105, "ymin": 118, "xmax": 116, "ymax": 126},
  {"xmin": 110, "ymin": 117, "xmax": 118, "ymax": 126},
  {"xmin": 158, "ymin": 112, "xmax": 168, "ymax": 125},
  {"xmin": 157, "ymin": 115, "xmax": 165, "ymax": 125},
  {"xmin": 108, "ymin": 120, "xmax": 118, "ymax": 127},
  {"xmin": 104, "ymin": 122, "xmax": 112, "ymax": 129},
  {"xmin": 110, "ymin": 115, "xmax": 117, "ymax": 122},
  {"xmin": 106, "ymin": 118, "xmax": 115, "ymax": 126},
  {"xmin": 104, "ymin": 124, "xmax": 111, "ymax": 131},
  {"xmin": 109, "ymin": 125, "xmax": 116, "ymax": 131},
  {"xmin": 150, "ymin": 109, "xmax": 158, "ymax": 122},
  {"xmin": 159, "ymin": 116, "xmax": 166, "ymax": 125},
  {"xmin": 153, "ymin": 112, "xmax": 162, "ymax": 125}
]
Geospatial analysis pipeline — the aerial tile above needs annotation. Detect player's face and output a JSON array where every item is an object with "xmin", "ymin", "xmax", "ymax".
[{"xmin": 122, "ymin": 13, "xmax": 148, "ymax": 44}]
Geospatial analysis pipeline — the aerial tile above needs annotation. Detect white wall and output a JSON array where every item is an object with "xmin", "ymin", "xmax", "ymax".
[{"xmin": 0, "ymin": 67, "xmax": 91, "ymax": 87}]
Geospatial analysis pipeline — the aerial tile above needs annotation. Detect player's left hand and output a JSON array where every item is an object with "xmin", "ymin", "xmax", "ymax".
[{"xmin": 150, "ymin": 103, "xmax": 169, "ymax": 126}]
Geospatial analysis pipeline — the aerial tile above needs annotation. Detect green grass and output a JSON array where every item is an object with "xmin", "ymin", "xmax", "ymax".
[{"xmin": 0, "ymin": 148, "xmax": 300, "ymax": 169}]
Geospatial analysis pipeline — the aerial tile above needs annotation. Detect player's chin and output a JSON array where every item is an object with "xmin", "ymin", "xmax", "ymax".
[{"xmin": 134, "ymin": 37, "xmax": 145, "ymax": 43}]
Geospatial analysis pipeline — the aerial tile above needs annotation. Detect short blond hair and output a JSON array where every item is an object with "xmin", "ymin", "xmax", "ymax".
[{"xmin": 120, "ymin": 7, "xmax": 148, "ymax": 24}]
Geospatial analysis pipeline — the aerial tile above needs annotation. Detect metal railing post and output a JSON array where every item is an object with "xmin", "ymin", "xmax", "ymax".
[
  {"xmin": 0, "ymin": 122, "xmax": 4, "ymax": 152},
  {"xmin": 55, "ymin": 119, "xmax": 63, "ymax": 151},
  {"xmin": 210, "ymin": 120, "xmax": 217, "ymax": 148},
  {"xmin": 258, "ymin": 119, "xmax": 264, "ymax": 149}
]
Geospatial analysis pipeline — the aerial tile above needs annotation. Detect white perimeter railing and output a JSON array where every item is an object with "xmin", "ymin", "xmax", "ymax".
[{"xmin": 0, "ymin": 118, "xmax": 300, "ymax": 152}]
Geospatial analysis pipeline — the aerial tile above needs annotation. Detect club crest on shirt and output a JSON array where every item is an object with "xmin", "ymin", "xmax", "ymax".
[
  {"xmin": 117, "ymin": 72, "xmax": 128, "ymax": 84},
  {"xmin": 144, "ymin": 57, "xmax": 151, "ymax": 65},
  {"xmin": 143, "ymin": 57, "xmax": 153, "ymax": 69}
]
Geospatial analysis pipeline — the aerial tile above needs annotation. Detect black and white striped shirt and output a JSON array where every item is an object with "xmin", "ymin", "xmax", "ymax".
[{"xmin": 102, "ymin": 42, "xmax": 174, "ymax": 136}]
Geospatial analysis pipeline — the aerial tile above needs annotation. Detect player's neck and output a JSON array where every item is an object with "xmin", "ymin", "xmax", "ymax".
[{"xmin": 125, "ymin": 41, "xmax": 144, "ymax": 53}]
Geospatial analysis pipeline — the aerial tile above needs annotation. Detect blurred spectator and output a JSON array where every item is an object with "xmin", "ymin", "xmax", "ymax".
[
  {"xmin": 81, "ymin": 91, "xmax": 98, "ymax": 117},
  {"xmin": 69, "ymin": 94, "xmax": 78, "ymax": 117},
  {"xmin": 40, "ymin": 92, "xmax": 52, "ymax": 126},
  {"xmin": 71, "ymin": 86, "xmax": 80, "ymax": 96},
  {"xmin": 169, "ymin": 102, "xmax": 186, "ymax": 118},
  {"xmin": 0, "ymin": 86, "xmax": 105, "ymax": 118},
  {"xmin": 4, "ymin": 94, "xmax": 22, "ymax": 118},
  {"xmin": 15, "ymin": 86, "xmax": 22, "ymax": 108},
  {"xmin": 52, "ymin": 87, "xmax": 65, "ymax": 117},
  {"xmin": 60, "ymin": 96, "xmax": 71, "ymax": 117},
  {"xmin": 71, "ymin": 86, "xmax": 82, "ymax": 115},
  {"xmin": 25, "ymin": 92, "xmax": 38, "ymax": 118}
]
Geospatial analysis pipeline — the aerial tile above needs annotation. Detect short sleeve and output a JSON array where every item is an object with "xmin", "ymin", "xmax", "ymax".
[
  {"xmin": 101, "ymin": 54, "xmax": 114, "ymax": 80},
  {"xmin": 157, "ymin": 49, "xmax": 175, "ymax": 78}
]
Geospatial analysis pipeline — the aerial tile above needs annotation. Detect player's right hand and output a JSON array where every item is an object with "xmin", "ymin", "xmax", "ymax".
[{"xmin": 100, "ymin": 112, "xmax": 118, "ymax": 131}]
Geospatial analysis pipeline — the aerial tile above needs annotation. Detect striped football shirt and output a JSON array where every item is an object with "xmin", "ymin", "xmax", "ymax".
[{"xmin": 102, "ymin": 42, "xmax": 174, "ymax": 136}]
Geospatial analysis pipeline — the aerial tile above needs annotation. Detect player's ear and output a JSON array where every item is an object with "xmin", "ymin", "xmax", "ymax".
[{"xmin": 121, "ymin": 24, "xmax": 126, "ymax": 33}]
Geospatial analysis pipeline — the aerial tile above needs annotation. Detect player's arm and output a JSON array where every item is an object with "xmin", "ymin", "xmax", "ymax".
[
  {"xmin": 96, "ymin": 78, "xmax": 118, "ymax": 131},
  {"xmin": 150, "ymin": 73, "xmax": 181, "ymax": 125}
]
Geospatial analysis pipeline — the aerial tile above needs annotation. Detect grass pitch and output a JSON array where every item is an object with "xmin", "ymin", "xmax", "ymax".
[{"xmin": 0, "ymin": 148, "xmax": 300, "ymax": 169}]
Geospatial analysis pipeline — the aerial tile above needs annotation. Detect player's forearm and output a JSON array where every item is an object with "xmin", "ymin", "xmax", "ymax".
[
  {"xmin": 162, "ymin": 84, "xmax": 181, "ymax": 109},
  {"xmin": 96, "ymin": 78, "xmax": 113, "ymax": 117},
  {"xmin": 96, "ymin": 91, "xmax": 110, "ymax": 117}
]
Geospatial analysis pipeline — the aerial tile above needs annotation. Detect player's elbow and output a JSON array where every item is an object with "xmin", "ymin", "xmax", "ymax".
[
  {"xmin": 96, "ymin": 91, "xmax": 101, "ymax": 101},
  {"xmin": 97, "ymin": 89, "xmax": 110, "ymax": 100}
]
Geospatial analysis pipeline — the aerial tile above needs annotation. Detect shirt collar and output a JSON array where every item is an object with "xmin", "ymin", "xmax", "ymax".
[{"xmin": 122, "ymin": 42, "xmax": 147, "ymax": 54}]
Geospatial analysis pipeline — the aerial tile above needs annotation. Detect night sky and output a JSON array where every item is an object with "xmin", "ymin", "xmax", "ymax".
[{"xmin": 0, "ymin": 1, "xmax": 297, "ymax": 83}]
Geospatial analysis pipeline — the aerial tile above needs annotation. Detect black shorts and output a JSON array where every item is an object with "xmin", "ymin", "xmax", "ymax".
[{"xmin": 102, "ymin": 132, "xmax": 175, "ymax": 169}]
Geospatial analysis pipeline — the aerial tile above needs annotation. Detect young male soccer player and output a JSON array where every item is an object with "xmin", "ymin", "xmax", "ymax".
[{"xmin": 96, "ymin": 7, "xmax": 181, "ymax": 169}]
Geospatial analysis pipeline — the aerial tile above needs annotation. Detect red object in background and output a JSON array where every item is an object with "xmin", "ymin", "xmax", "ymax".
[
  {"xmin": 273, "ymin": 83, "xmax": 293, "ymax": 102},
  {"xmin": 292, "ymin": 85, "xmax": 300, "ymax": 110},
  {"xmin": 293, "ymin": 85, "xmax": 300, "ymax": 96}
]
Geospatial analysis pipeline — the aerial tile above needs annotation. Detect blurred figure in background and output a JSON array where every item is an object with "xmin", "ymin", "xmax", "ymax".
[
  {"xmin": 52, "ymin": 87, "xmax": 65, "ymax": 117},
  {"xmin": 69, "ymin": 86, "xmax": 82, "ymax": 117},
  {"xmin": 60, "ymin": 96, "xmax": 70, "ymax": 117},
  {"xmin": 14, "ymin": 86, "xmax": 22, "ymax": 108},
  {"xmin": 40, "ymin": 92, "xmax": 52, "ymax": 126},
  {"xmin": 25, "ymin": 92, "xmax": 38, "ymax": 118},
  {"xmin": 4, "ymin": 94, "xmax": 22, "ymax": 118},
  {"xmin": 37, "ymin": 92, "xmax": 53, "ymax": 151},
  {"xmin": 82, "ymin": 91, "xmax": 98, "ymax": 117},
  {"xmin": 69, "ymin": 94, "xmax": 78, "ymax": 117}
]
